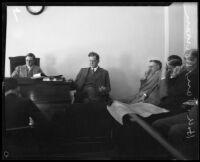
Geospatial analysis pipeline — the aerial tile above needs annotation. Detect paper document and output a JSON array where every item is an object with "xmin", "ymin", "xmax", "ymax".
[
  {"xmin": 31, "ymin": 73, "xmax": 44, "ymax": 79},
  {"xmin": 107, "ymin": 100, "xmax": 169, "ymax": 125}
]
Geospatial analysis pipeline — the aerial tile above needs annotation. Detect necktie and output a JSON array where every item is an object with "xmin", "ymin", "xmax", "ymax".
[
  {"xmin": 27, "ymin": 68, "xmax": 33, "ymax": 78},
  {"xmin": 91, "ymin": 68, "xmax": 95, "ymax": 74}
]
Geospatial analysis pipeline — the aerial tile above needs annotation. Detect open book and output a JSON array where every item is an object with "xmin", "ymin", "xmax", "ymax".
[{"xmin": 107, "ymin": 100, "xmax": 169, "ymax": 125}]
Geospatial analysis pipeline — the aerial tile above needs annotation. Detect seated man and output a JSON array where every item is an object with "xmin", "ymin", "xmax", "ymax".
[
  {"xmin": 11, "ymin": 53, "xmax": 45, "ymax": 78},
  {"xmin": 4, "ymin": 77, "xmax": 48, "ymax": 129},
  {"xmin": 152, "ymin": 105, "xmax": 198, "ymax": 159},
  {"xmin": 151, "ymin": 49, "xmax": 199, "ymax": 159},
  {"xmin": 4, "ymin": 78, "xmax": 52, "ymax": 155},
  {"xmin": 165, "ymin": 55, "xmax": 184, "ymax": 79},
  {"xmin": 158, "ymin": 50, "xmax": 198, "ymax": 113},
  {"xmin": 159, "ymin": 55, "xmax": 184, "ymax": 100},
  {"xmin": 121, "ymin": 60, "xmax": 162, "ymax": 105},
  {"xmin": 71, "ymin": 52, "xmax": 111, "ymax": 103}
]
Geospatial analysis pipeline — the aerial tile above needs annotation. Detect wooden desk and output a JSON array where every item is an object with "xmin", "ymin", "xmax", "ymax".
[
  {"xmin": 17, "ymin": 78, "xmax": 71, "ymax": 103},
  {"xmin": 17, "ymin": 78, "xmax": 71, "ymax": 120}
]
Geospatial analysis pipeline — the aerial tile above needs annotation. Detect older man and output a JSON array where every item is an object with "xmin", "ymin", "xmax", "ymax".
[
  {"xmin": 72, "ymin": 52, "xmax": 111, "ymax": 103},
  {"xmin": 152, "ymin": 49, "xmax": 199, "ymax": 159},
  {"xmin": 122, "ymin": 59, "xmax": 162, "ymax": 105},
  {"xmin": 11, "ymin": 53, "xmax": 45, "ymax": 78}
]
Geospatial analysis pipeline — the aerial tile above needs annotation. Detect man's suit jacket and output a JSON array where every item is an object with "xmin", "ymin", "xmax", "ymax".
[
  {"xmin": 74, "ymin": 67, "xmax": 111, "ymax": 93},
  {"xmin": 11, "ymin": 65, "xmax": 43, "ymax": 78}
]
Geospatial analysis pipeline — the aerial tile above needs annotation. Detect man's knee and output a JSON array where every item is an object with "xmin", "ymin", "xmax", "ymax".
[
  {"xmin": 168, "ymin": 124, "xmax": 186, "ymax": 140},
  {"xmin": 152, "ymin": 119, "xmax": 166, "ymax": 130}
]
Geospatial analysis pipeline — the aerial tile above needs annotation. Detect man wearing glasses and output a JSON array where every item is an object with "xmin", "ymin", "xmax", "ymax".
[{"xmin": 11, "ymin": 53, "xmax": 45, "ymax": 78}]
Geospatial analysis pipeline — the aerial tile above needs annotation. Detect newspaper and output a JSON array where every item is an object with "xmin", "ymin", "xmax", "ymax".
[{"xmin": 107, "ymin": 100, "xmax": 169, "ymax": 125}]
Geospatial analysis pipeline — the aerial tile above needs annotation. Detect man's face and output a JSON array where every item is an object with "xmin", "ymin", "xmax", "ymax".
[
  {"xmin": 89, "ymin": 56, "xmax": 99, "ymax": 68},
  {"xmin": 183, "ymin": 53, "xmax": 197, "ymax": 71},
  {"xmin": 148, "ymin": 62, "xmax": 159, "ymax": 73},
  {"xmin": 166, "ymin": 63, "xmax": 175, "ymax": 72},
  {"xmin": 25, "ymin": 56, "xmax": 35, "ymax": 67}
]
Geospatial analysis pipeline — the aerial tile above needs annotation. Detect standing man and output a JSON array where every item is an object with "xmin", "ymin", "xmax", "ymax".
[
  {"xmin": 11, "ymin": 53, "xmax": 45, "ymax": 78},
  {"xmin": 72, "ymin": 52, "xmax": 111, "ymax": 103}
]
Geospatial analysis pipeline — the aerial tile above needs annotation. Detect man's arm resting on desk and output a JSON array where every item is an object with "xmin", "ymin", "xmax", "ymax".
[{"xmin": 11, "ymin": 66, "xmax": 20, "ymax": 78}]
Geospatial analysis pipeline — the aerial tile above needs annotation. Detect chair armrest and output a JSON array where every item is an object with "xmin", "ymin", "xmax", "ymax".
[
  {"xmin": 69, "ymin": 90, "xmax": 76, "ymax": 104},
  {"xmin": 6, "ymin": 126, "xmax": 35, "ymax": 132}
]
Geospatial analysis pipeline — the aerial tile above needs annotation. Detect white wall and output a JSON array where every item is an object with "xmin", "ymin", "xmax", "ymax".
[
  {"xmin": 5, "ymin": 4, "xmax": 197, "ymax": 99},
  {"xmin": 168, "ymin": 3, "xmax": 184, "ymax": 57},
  {"xmin": 184, "ymin": 2, "xmax": 198, "ymax": 52},
  {"xmin": 167, "ymin": 2, "xmax": 198, "ymax": 57}
]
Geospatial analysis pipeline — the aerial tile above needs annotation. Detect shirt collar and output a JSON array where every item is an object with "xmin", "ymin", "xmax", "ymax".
[
  {"xmin": 26, "ymin": 65, "xmax": 33, "ymax": 71},
  {"xmin": 91, "ymin": 66, "xmax": 99, "ymax": 72}
]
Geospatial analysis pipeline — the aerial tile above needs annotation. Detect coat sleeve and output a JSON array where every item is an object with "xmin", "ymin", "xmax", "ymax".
[
  {"xmin": 11, "ymin": 66, "xmax": 20, "ymax": 78},
  {"xmin": 143, "ymin": 72, "xmax": 161, "ymax": 97},
  {"xmin": 74, "ymin": 68, "xmax": 83, "ymax": 90},
  {"xmin": 105, "ymin": 71, "xmax": 111, "ymax": 92}
]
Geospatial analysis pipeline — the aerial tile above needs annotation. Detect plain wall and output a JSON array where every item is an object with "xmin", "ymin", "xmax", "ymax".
[
  {"xmin": 4, "ymin": 3, "xmax": 198, "ymax": 99},
  {"xmin": 183, "ymin": 2, "xmax": 198, "ymax": 52},
  {"xmin": 168, "ymin": 2, "xmax": 185, "ymax": 57}
]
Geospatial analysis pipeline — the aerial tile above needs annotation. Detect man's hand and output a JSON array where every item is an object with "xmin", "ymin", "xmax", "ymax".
[
  {"xmin": 98, "ymin": 86, "xmax": 107, "ymax": 92},
  {"xmin": 170, "ymin": 66, "xmax": 183, "ymax": 78},
  {"xmin": 140, "ymin": 93, "xmax": 147, "ymax": 102}
]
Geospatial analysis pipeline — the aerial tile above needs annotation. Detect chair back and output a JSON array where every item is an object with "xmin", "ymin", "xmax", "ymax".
[{"xmin": 9, "ymin": 56, "xmax": 40, "ymax": 75}]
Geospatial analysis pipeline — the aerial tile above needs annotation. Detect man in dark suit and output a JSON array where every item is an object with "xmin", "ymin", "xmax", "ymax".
[{"xmin": 71, "ymin": 52, "xmax": 111, "ymax": 103}]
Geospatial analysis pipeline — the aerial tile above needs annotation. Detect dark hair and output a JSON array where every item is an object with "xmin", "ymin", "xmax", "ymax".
[
  {"xmin": 185, "ymin": 49, "xmax": 199, "ymax": 69},
  {"xmin": 26, "ymin": 53, "xmax": 36, "ymax": 60},
  {"xmin": 167, "ymin": 55, "xmax": 182, "ymax": 61},
  {"xmin": 149, "ymin": 60, "xmax": 162, "ymax": 70},
  {"xmin": 167, "ymin": 55, "xmax": 182, "ymax": 66},
  {"xmin": 188, "ymin": 49, "xmax": 198, "ymax": 60},
  {"xmin": 4, "ymin": 78, "xmax": 18, "ymax": 92},
  {"xmin": 88, "ymin": 52, "xmax": 100, "ymax": 61}
]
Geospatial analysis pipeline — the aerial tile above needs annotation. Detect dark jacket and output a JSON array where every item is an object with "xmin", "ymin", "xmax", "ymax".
[
  {"xmin": 159, "ymin": 69, "xmax": 198, "ymax": 112},
  {"xmin": 74, "ymin": 67, "xmax": 111, "ymax": 93},
  {"xmin": 5, "ymin": 93, "xmax": 47, "ymax": 129}
]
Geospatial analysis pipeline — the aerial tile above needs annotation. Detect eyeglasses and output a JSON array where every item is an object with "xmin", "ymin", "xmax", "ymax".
[{"xmin": 26, "ymin": 59, "xmax": 34, "ymax": 61}]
